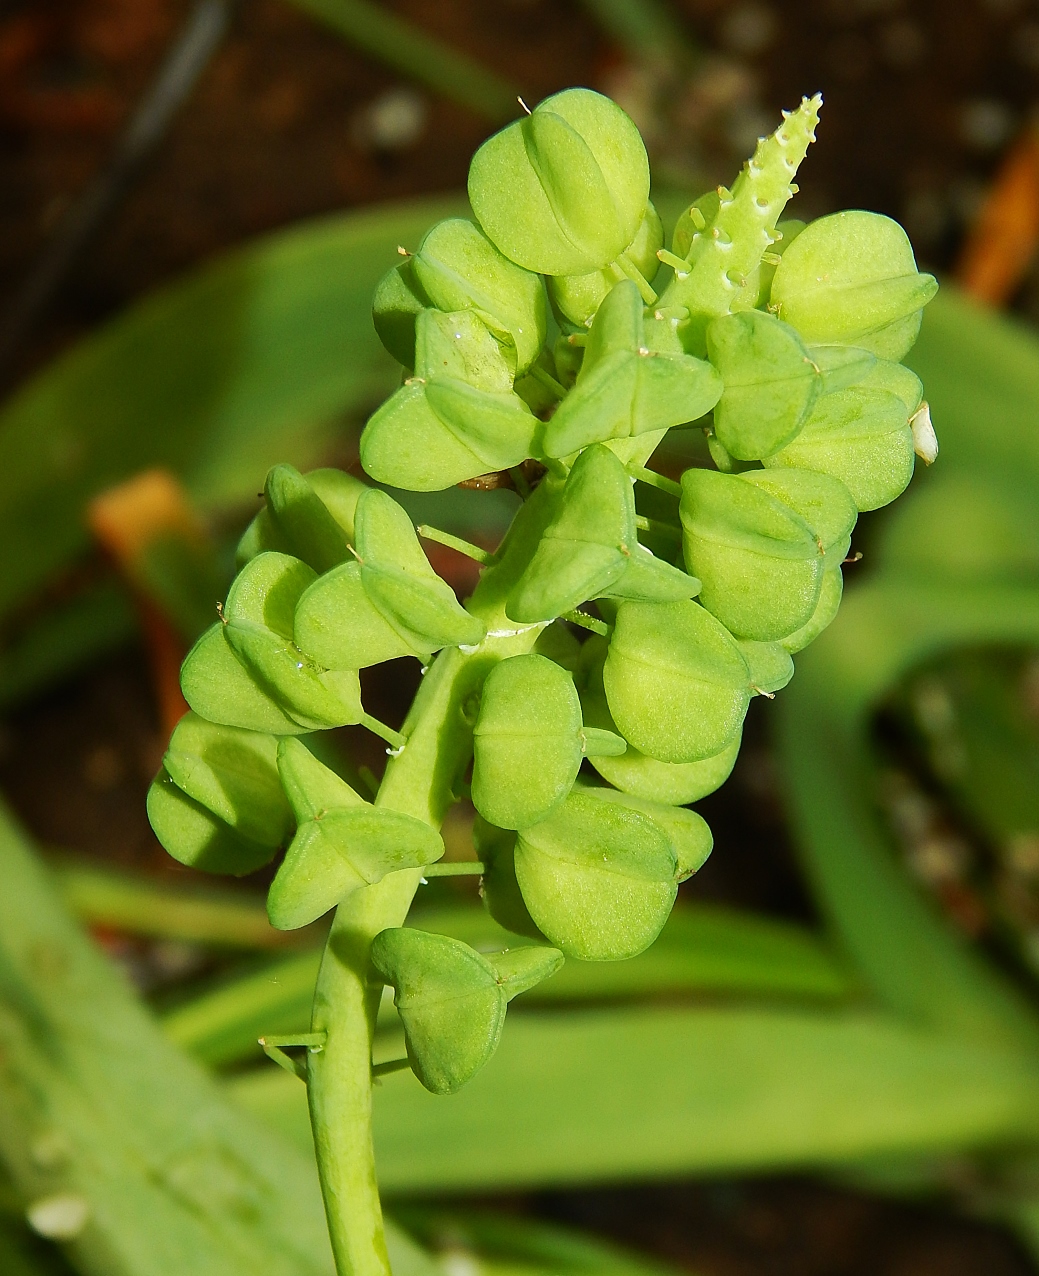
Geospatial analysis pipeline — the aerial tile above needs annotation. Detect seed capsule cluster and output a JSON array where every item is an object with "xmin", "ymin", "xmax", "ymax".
[{"xmin": 148, "ymin": 88, "xmax": 936, "ymax": 1095}]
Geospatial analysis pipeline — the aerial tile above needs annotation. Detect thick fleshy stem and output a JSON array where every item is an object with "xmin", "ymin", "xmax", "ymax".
[
  {"xmin": 658, "ymin": 94, "xmax": 821, "ymax": 345},
  {"xmin": 304, "ymin": 480, "xmax": 559, "ymax": 1276}
]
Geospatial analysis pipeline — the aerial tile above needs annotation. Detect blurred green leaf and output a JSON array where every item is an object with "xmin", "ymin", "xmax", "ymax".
[{"xmin": 0, "ymin": 197, "xmax": 465, "ymax": 624}]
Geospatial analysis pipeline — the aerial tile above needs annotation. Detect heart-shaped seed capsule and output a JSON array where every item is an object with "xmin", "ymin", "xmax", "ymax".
[
  {"xmin": 267, "ymin": 739, "xmax": 443, "ymax": 930},
  {"xmin": 573, "ymin": 780, "xmax": 713, "ymax": 881},
  {"xmin": 771, "ymin": 210, "xmax": 938, "ymax": 361},
  {"xmin": 548, "ymin": 201, "xmax": 663, "ymax": 328},
  {"xmin": 147, "ymin": 767, "xmax": 276, "ymax": 875},
  {"xmin": 469, "ymin": 88, "xmax": 650, "ymax": 277},
  {"xmin": 603, "ymin": 600, "xmax": 751, "ymax": 763},
  {"xmin": 680, "ymin": 469, "xmax": 823, "ymax": 642},
  {"xmin": 181, "ymin": 624, "xmax": 306, "ymax": 736},
  {"xmin": 370, "ymin": 928, "xmax": 561, "ymax": 1093},
  {"xmin": 474, "ymin": 816, "xmax": 546, "ymax": 940},
  {"xmin": 294, "ymin": 489, "xmax": 485, "ymax": 670},
  {"xmin": 161, "ymin": 712, "xmax": 291, "ymax": 849},
  {"xmin": 778, "ymin": 567, "xmax": 844, "ymax": 654},
  {"xmin": 578, "ymin": 637, "xmax": 740, "ymax": 805},
  {"xmin": 736, "ymin": 639, "xmax": 795, "ymax": 694},
  {"xmin": 507, "ymin": 444, "xmax": 699, "ymax": 623},
  {"xmin": 236, "ymin": 467, "xmax": 366, "ymax": 571},
  {"xmin": 218, "ymin": 552, "xmax": 365, "ymax": 731},
  {"xmin": 706, "ymin": 310, "xmax": 821, "ymax": 460},
  {"xmin": 262, "ymin": 465, "xmax": 352, "ymax": 575},
  {"xmin": 514, "ymin": 789, "xmax": 678, "ymax": 960},
  {"xmin": 361, "ymin": 310, "xmax": 540, "ymax": 491},
  {"xmin": 410, "ymin": 217, "xmax": 547, "ymax": 376},
  {"xmin": 472, "ymin": 654, "xmax": 584, "ymax": 830},
  {"xmin": 763, "ymin": 386, "xmax": 915, "ymax": 511},
  {"xmin": 739, "ymin": 468, "xmax": 858, "ymax": 571},
  {"xmin": 543, "ymin": 281, "xmax": 722, "ymax": 458},
  {"xmin": 807, "ymin": 345, "xmax": 876, "ymax": 396},
  {"xmin": 857, "ymin": 357, "xmax": 923, "ymax": 411},
  {"xmin": 372, "ymin": 255, "xmax": 427, "ymax": 368}
]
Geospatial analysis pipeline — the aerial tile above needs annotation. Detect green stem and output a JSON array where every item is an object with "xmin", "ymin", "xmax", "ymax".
[
  {"xmin": 629, "ymin": 465, "xmax": 682, "ymax": 499},
  {"xmin": 417, "ymin": 524, "xmax": 496, "ymax": 565},
  {"xmin": 305, "ymin": 479, "xmax": 560, "ymax": 1276},
  {"xmin": 614, "ymin": 252, "xmax": 658, "ymax": 305},
  {"xmin": 421, "ymin": 860, "xmax": 485, "ymax": 877},
  {"xmin": 634, "ymin": 514, "xmax": 682, "ymax": 542}
]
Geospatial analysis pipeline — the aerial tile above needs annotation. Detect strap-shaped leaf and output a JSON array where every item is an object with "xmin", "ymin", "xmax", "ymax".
[
  {"xmin": 707, "ymin": 310, "xmax": 820, "ymax": 460},
  {"xmin": 603, "ymin": 600, "xmax": 751, "ymax": 763},
  {"xmin": 740, "ymin": 468, "xmax": 858, "ymax": 570},
  {"xmin": 514, "ymin": 789, "xmax": 678, "ymax": 959},
  {"xmin": 472, "ymin": 654, "xmax": 584, "ymax": 830},
  {"xmin": 263, "ymin": 464, "xmax": 353, "ymax": 575},
  {"xmin": 507, "ymin": 444, "xmax": 698, "ymax": 623},
  {"xmin": 680, "ymin": 469, "xmax": 823, "ymax": 641},
  {"xmin": 147, "ymin": 767, "xmax": 276, "ymax": 875},
  {"xmin": 468, "ymin": 88, "xmax": 649, "ymax": 276},
  {"xmin": 543, "ymin": 281, "xmax": 722, "ymax": 457},
  {"xmin": 411, "ymin": 218, "xmax": 547, "ymax": 375},
  {"xmin": 573, "ymin": 780, "xmax": 713, "ymax": 881},
  {"xmin": 578, "ymin": 636, "xmax": 741, "ymax": 805},
  {"xmin": 268, "ymin": 741, "xmax": 443, "ymax": 930},
  {"xmin": 771, "ymin": 210, "xmax": 938, "ymax": 360},
  {"xmin": 162, "ymin": 712, "xmax": 291, "ymax": 849},
  {"xmin": 763, "ymin": 386, "xmax": 914, "ymax": 512}
]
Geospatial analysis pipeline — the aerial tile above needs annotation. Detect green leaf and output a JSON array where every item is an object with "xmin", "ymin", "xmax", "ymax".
[{"xmin": 472, "ymin": 654, "xmax": 584, "ymax": 830}]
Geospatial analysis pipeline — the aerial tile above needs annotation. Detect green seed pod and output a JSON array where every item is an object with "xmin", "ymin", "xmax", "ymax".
[
  {"xmin": 660, "ymin": 96, "xmax": 822, "ymax": 349},
  {"xmin": 574, "ymin": 781, "xmax": 713, "ymax": 881},
  {"xmin": 474, "ymin": 816, "xmax": 546, "ymax": 940},
  {"xmin": 548, "ymin": 201, "xmax": 663, "ymax": 328},
  {"xmin": 411, "ymin": 218, "xmax": 547, "ymax": 375},
  {"xmin": 857, "ymin": 357, "xmax": 923, "ymax": 411},
  {"xmin": 237, "ymin": 468, "xmax": 366, "ymax": 572},
  {"xmin": 739, "ymin": 468, "xmax": 858, "ymax": 570},
  {"xmin": 472, "ymin": 654, "xmax": 584, "ymax": 830},
  {"xmin": 770, "ymin": 210, "xmax": 938, "ymax": 360},
  {"xmin": 543, "ymin": 281, "xmax": 722, "ymax": 458},
  {"xmin": 361, "ymin": 310, "xmax": 540, "ymax": 491},
  {"xmin": 578, "ymin": 637, "xmax": 740, "ymax": 805},
  {"xmin": 778, "ymin": 567, "xmax": 843, "ymax": 654},
  {"xmin": 706, "ymin": 310, "xmax": 821, "ymax": 460},
  {"xmin": 267, "ymin": 740, "xmax": 443, "ymax": 930},
  {"xmin": 161, "ymin": 712, "xmax": 292, "ymax": 849},
  {"xmin": 262, "ymin": 465, "xmax": 353, "ymax": 575},
  {"xmin": 181, "ymin": 624, "xmax": 307, "ymax": 736},
  {"xmin": 295, "ymin": 489, "xmax": 485, "ymax": 669},
  {"xmin": 468, "ymin": 88, "xmax": 650, "ymax": 277},
  {"xmin": 679, "ymin": 469, "xmax": 823, "ymax": 641},
  {"xmin": 507, "ymin": 444, "xmax": 700, "ymax": 623},
  {"xmin": 763, "ymin": 386, "xmax": 914, "ymax": 511},
  {"xmin": 808, "ymin": 345, "xmax": 876, "ymax": 396},
  {"xmin": 370, "ymin": 927, "xmax": 561, "ymax": 1093},
  {"xmin": 372, "ymin": 256, "xmax": 428, "ymax": 368},
  {"xmin": 147, "ymin": 767, "xmax": 276, "ymax": 875},
  {"xmin": 603, "ymin": 600, "xmax": 751, "ymax": 763},
  {"xmin": 736, "ymin": 639, "xmax": 795, "ymax": 694},
  {"xmin": 514, "ymin": 789, "xmax": 678, "ymax": 960}
]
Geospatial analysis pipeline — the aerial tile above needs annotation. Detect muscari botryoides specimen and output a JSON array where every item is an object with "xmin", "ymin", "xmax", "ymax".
[{"xmin": 148, "ymin": 88, "xmax": 937, "ymax": 1276}]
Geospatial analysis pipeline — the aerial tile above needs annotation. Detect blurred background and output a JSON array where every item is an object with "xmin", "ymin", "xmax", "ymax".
[{"xmin": 5, "ymin": 2, "xmax": 1039, "ymax": 1275}]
